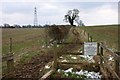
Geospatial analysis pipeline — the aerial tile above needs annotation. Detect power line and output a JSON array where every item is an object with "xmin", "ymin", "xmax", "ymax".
[{"xmin": 34, "ymin": 7, "xmax": 38, "ymax": 26}]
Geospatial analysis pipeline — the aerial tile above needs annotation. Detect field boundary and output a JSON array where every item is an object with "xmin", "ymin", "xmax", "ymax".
[{"xmin": 98, "ymin": 42, "xmax": 120, "ymax": 80}]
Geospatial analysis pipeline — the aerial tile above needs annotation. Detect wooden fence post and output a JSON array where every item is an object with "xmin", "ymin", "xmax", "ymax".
[
  {"xmin": 53, "ymin": 42, "xmax": 57, "ymax": 71},
  {"xmin": 10, "ymin": 38, "xmax": 12, "ymax": 53},
  {"xmin": 97, "ymin": 43, "xmax": 100, "ymax": 55},
  {"xmin": 45, "ymin": 28, "xmax": 48, "ymax": 48},
  {"xmin": 88, "ymin": 33, "xmax": 89, "ymax": 42},
  {"xmin": 100, "ymin": 43, "xmax": 103, "ymax": 65},
  {"xmin": 90, "ymin": 36, "xmax": 92, "ymax": 42},
  {"xmin": 45, "ymin": 33, "xmax": 48, "ymax": 48},
  {"xmin": 7, "ymin": 38, "xmax": 14, "ymax": 77},
  {"xmin": 115, "ymin": 52, "xmax": 120, "ymax": 78},
  {"xmin": 83, "ymin": 42, "xmax": 84, "ymax": 55},
  {"xmin": 7, "ymin": 59, "xmax": 14, "ymax": 77}
]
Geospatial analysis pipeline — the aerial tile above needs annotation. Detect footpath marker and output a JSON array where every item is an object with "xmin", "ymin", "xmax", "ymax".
[{"xmin": 84, "ymin": 42, "xmax": 97, "ymax": 56}]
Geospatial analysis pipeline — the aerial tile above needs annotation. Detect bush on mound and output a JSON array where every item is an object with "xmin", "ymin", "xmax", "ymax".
[{"xmin": 45, "ymin": 25, "xmax": 71, "ymax": 43}]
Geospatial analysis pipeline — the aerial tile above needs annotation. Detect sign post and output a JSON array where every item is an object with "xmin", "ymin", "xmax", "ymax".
[{"xmin": 84, "ymin": 42, "xmax": 97, "ymax": 56}]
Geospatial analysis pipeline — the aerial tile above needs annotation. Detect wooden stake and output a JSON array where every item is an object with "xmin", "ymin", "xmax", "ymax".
[
  {"xmin": 100, "ymin": 43, "xmax": 103, "ymax": 65},
  {"xmin": 97, "ymin": 43, "xmax": 100, "ymax": 55},
  {"xmin": 53, "ymin": 42, "xmax": 57, "ymax": 71},
  {"xmin": 115, "ymin": 52, "xmax": 120, "ymax": 79},
  {"xmin": 90, "ymin": 36, "xmax": 92, "ymax": 42},
  {"xmin": 7, "ymin": 59, "xmax": 14, "ymax": 77},
  {"xmin": 7, "ymin": 38, "xmax": 14, "ymax": 77},
  {"xmin": 10, "ymin": 38, "xmax": 12, "ymax": 53},
  {"xmin": 88, "ymin": 33, "xmax": 89, "ymax": 42}
]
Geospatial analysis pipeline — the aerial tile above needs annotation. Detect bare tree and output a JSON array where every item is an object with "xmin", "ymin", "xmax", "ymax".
[{"xmin": 64, "ymin": 9, "xmax": 79, "ymax": 25}]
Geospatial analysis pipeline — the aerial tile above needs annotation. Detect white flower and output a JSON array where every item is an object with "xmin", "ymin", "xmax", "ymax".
[
  {"xmin": 47, "ymin": 46, "xmax": 50, "ymax": 48},
  {"xmin": 57, "ymin": 69, "xmax": 61, "ymax": 72},
  {"xmin": 76, "ymin": 71, "xmax": 83, "ymax": 75},
  {"xmin": 108, "ymin": 57, "xmax": 113, "ymax": 61},
  {"xmin": 83, "ymin": 70, "xmax": 88, "ymax": 75},
  {"xmin": 57, "ymin": 68, "xmax": 101, "ymax": 79},
  {"xmin": 71, "ymin": 57, "xmax": 77, "ymax": 59},
  {"xmin": 64, "ymin": 68, "xmax": 73, "ymax": 73},
  {"xmin": 64, "ymin": 73, "xmax": 68, "ymax": 76},
  {"xmin": 79, "ymin": 70, "xmax": 84, "ymax": 75},
  {"xmin": 45, "ymin": 65, "xmax": 50, "ymax": 69},
  {"xmin": 57, "ymin": 45, "xmax": 59, "ymax": 47},
  {"xmin": 80, "ymin": 55, "xmax": 86, "ymax": 59},
  {"xmin": 61, "ymin": 59, "xmax": 67, "ymax": 62},
  {"xmin": 42, "ymin": 45, "xmax": 45, "ymax": 48},
  {"xmin": 50, "ymin": 43, "xmax": 53, "ymax": 46},
  {"xmin": 59, "ymin": 56, "xmax": 63, "ymax": 59}
]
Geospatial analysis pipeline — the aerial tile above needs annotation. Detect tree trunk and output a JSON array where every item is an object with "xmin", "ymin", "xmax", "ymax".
[
  {"xmin": 68, "ymin": 16, "xmax": 74, "ymax": 25},
  {"xmin": 69, "ymin": 19, "xmax": 74, "ymax": 25}
]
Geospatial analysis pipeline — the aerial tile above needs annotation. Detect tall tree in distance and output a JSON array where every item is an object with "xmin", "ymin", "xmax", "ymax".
[{"xmin": 64, "ymin": 9, "xmax": 79, "ymax": 25}]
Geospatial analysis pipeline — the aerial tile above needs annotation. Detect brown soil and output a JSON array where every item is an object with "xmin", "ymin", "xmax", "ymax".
[{"xmin": 14, "ymin": 52, "xmax": 53, "ymax": 78}]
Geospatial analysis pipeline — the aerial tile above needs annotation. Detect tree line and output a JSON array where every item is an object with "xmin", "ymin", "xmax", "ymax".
[{"xmin": 0, "ymin": 24, "xmax": 43, "ymax": 28}]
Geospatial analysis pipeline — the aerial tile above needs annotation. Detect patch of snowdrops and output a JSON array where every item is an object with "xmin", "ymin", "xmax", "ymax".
[{"xmin": 56, "ymin": 68, "xmax": 101, "ymax": 79}]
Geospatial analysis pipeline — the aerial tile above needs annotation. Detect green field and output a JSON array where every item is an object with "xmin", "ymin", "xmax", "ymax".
[
  {"xmin": 79, "ymin": 25, "xmax": 118, "ymax": 51},
  {"xmin": 2, "ymin": 25, "xmax": 119, "ymax": 62},
  {"xmin": 2, "ymin": 28, "xmax": 48, "ymax": 63},
  {"xmin": 2, "ymin": 28, "xmax": 50, "ymax": 76},
  {"xmin": 2, "ymin": 25, "xmax": 119, "ymax": 77}
]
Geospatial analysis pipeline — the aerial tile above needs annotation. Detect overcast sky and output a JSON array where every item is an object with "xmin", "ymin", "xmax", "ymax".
[{"xmin": 0, "ymin": 0, "xmax": 119, "ymax": 26}]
